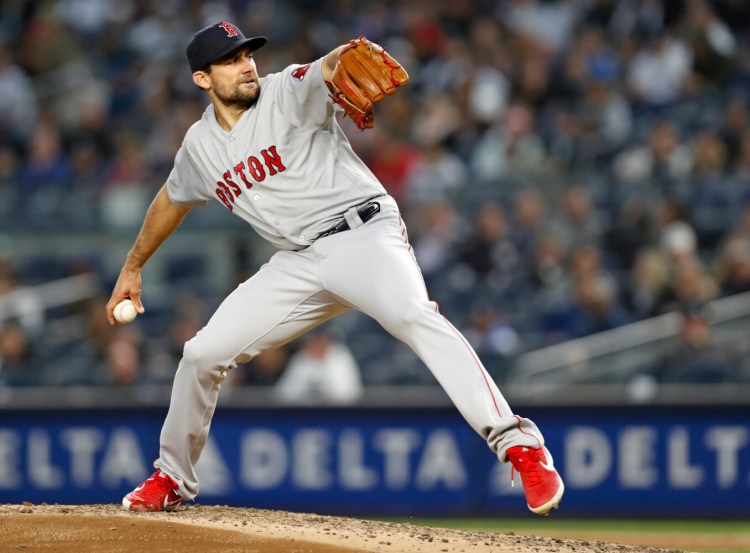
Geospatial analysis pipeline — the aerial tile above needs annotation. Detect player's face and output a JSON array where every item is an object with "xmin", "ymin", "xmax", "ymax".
[{"xmin": 207, "ymin": 47, "xmax": 261, "ymax": 108}]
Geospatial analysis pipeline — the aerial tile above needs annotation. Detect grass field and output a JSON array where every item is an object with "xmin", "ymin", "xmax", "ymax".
[{"xmin": 381, "ymin": 518, "xmax": 750, "ymax": 553}]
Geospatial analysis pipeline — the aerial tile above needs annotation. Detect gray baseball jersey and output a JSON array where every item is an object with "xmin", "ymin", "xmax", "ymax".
[
  {"xmin": 166, "ymin": 58, "xmax": 387, "ymax": 250},
  {"xmin": 154, "ymin": 57, "xmax": 547, "ymax": 500}
]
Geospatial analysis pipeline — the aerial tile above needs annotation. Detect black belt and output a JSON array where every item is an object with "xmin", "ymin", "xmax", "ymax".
[{"xmin": 318, "ymin": 202, "xmax": 380, "ymax": 239}]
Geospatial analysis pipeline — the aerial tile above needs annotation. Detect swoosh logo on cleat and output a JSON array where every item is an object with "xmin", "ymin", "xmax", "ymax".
[
  {"xmin": 539, "ymin": 448, "xmax": 556, "ymax": 472},
  {"xmin": 164, "ymin": 496, "xmax": 182, "ymax": 507}
]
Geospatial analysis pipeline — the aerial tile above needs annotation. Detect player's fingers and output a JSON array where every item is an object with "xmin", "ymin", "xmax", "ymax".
[
  {"xmin": 105, "ymin": 296, "xmax": 121, "ymax": 326},
  {"xmin": 106, "ymin": 277, "xmax": 139, "ymax": 323},
  {"xmin": 130, "ymin": 290, "xmax": 146, "ymax": 314}
]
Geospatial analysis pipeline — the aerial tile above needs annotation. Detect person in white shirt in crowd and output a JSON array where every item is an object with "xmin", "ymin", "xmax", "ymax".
[{"xmin": 274, "ymin": 329, "xmax": 363, "ymax": 405}]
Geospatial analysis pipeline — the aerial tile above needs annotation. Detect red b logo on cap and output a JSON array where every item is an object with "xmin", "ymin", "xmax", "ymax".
[{"xmin": 219, "ymin": 22, "xmax": 239, "ymax": 37}]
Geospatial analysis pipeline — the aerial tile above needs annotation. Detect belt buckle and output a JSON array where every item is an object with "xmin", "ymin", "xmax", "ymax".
[
  {"xmin": 358, "ymin": 201, "xmax": 380, "ymax": 223},
  {"xmin": 318, "ymin": 201, "xmax": 381, "ymax": 240}
]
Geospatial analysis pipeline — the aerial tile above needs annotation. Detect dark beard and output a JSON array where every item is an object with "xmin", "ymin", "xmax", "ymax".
[{"xmin": 216, "ymin": 81, "xmax": 261, "ymax": 109}]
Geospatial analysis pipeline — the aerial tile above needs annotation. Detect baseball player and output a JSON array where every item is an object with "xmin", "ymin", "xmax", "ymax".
[{"xmin": 108, "ymin": 22, "xmax": 564, "ymax": 515}]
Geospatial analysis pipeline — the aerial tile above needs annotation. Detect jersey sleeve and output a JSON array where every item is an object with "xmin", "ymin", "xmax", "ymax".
[
  {"xmin": 165, "ymin": 143, "xmax": 210, "ymax": 207},
  {"xmin": 271, "ymin": 57, "xmax": 336, "ymax": 131}
]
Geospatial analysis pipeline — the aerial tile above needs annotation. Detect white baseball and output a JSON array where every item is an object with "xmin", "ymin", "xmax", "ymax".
[{"xmin": 113, "ymin": 299, "xmax": 138, "ymax": 324}]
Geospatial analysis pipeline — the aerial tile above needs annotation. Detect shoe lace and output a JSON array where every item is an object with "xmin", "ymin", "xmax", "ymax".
[
  {"xmin": 509, "ymin": 449, "xmax": 543, "ymax": 488},
  {"xmin": 148, "ymin": 472, "xmax": 177, "ymax": 496}
]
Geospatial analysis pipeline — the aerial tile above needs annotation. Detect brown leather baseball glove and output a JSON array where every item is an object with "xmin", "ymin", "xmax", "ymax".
[{"xmin": 328, "ymin": 37, "xmax": 409, "ymax": 130}]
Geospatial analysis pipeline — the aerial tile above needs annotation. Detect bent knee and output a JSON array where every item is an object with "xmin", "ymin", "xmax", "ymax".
[
  {"xmin": 404, "ymin": 301, "xmax": 437, "ymax": 324},
  {"xmin": 382, "ymin": 300, "xmax": 438, "ymax": 331},
  {"xmin": 182, "ymin": 337, "xmax": 241, "ymax": 372}
]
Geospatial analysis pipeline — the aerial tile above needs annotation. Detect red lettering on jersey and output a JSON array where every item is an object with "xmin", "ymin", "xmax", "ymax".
[
  {"xmin": 215, "ymin": 188, "xmax": 233, "ymax": 211},
  {"xmin": 261, "ymin": 145, "xmax": 286, "ymax": 176},
  {"xmin": 216, "ymin": 180, "xmax": 234, "ymax": 202},
  {"xmin": 218, "ymin": 22, "xmax": 239, "ymax": 37},
  {"xmin": 292, "ymin": 63, "xmax": 312, "ymax": 81},
  {"xmin": 234, "ymin": 161, "xmax": 253, "ymax": 189},
  {"xmin": 223, "ymin": 171, "xmax": 241, "ymax": 195},
  {"xmin": 247, "ymin": 156, "xmax": 266, "ymax": 182},
  {"xmin": 217, "ymin": 145, "xmax": 284, "ymax": 199}
]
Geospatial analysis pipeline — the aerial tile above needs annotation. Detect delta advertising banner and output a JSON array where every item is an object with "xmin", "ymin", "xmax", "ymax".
[{"xmin": 0, "ymin": 405, "xmax": 747, "ymax": 517}]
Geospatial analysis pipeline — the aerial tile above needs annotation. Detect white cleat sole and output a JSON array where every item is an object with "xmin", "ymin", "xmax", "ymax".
[
  {"xmin": 528, "ymin": 477, "xmax": 565, "ymax": 516},
  {"xmin": 122, "ymin": 496, "xmax": 182, "ymax": 512}
]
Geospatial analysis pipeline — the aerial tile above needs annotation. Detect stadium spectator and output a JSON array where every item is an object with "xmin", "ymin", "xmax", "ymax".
[
  {"xmin": 0, "ymin": 259, "xmax": 44, "ymax": 337},
  {"xmin": 543, "ymin": 272, "xmax": 632, "ymax": 343},
  {"xmin": 718, "ymin": 98, "xmax": 748, "ymax": 169},
  {"xmin": 604, "ymin": 198, "xmax": 653, "ymax": 272},
  {"xmin": 0, "ymin": 144, "xmax": 21, "ymax": 219},
  {"xmin": 462, "ymin": 301, "xmax": 522, "ymax": 383},
  {"xmin": 715, "ymin": 205, "xmax": 750, "ymax": 295},
  {"xmin": 678, "ymin": 0, "xmax": 738, "ymax": 88},
  {"xmin": 18, "ymin": 116, "xmax": 72, "ymax": 220},
  {"xmin": 469, "ymin": 102, "xmax": 547, "ymax": 182},
  {"xmin": 452, "ymin": 201, "xmax": 520, "ymax": 294},
  {"xmin": 0, "ymin": 44, "xmax": 38, "ymax": 144},
  {"xmin": 612, "ymin": 120, "xmax": 693, "ymax": 195},
  {"xmin": 525, "ymin": 233, "xmax": 568, "ymax": 305},
  {"xmin": 509, "ymin": 187, "xmax": 548, "ymax": 261},
  {"xmin": 405, "ymin": 141, "xmax": 468, "ymax": 205},
  {"xmin": 688, "ymin": 129, "xmax": 736, "ymax": 248},
  {"xmin": 654, "ymin": 308, "xmax": 744, "ymax": 383},
  {"xmin": 716, "ymin": 244, "xmax": 750, "ymax": 296},
  {"xmin": 547, "ymin": 186, "xmax": 606, "ymax": 254},
  {"xmin": 622, "ymin": 247, "xmax": 673, "ymax": 319},
  {"xmin": 67, "ymin": 138, "xmax": 106, "ymax": 224},
  {"xmin": 2, "ymin": 0, "xmax": 750, "ymax": 387},
  {"xmin": 730, "ymin": 130, "xmax": 750, "ymax": 183},
  {"xmin": 0, "ymin": 319, "xmax": 36, "ymax": 386},
  {"xmin": 99, "ymin": 328, "xmax": 144, "ymax": 386},
  {"xmin": 237, "ymin": 347, "xmax": 290, "ymax": 388},
  {"xmin": 575, "ymin": 61, "xmax": 633, "ymax": 159},
  {"xmin": 274, "ymin": 330, "xmax": 363, "ymax": 405},
  {"xmin": 502, "ymin": 0, "xmax": 582, "ymax": 56},
  {"xmin": 542, "ymin": 245, "xmax": 631, "ymax": 342},
  {"xmin": 626, "ymin": 30, "xmax": 692, "ymax": 105},
  {"xmin": 362, "ymin": 129, "xmax": 422, "ymax": 205},
  {"xmin": 411, "ymin": 199, "xmax": 462, "ymax": 288}
]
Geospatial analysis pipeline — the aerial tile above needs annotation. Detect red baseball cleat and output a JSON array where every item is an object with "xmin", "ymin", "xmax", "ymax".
[
  {"xmin": 122, "ymin": 471, "xmax": 184, "ymax": 512},
  {"xmin": 506, "ymin": 445, "xmax": 565, "ymax": 515}
]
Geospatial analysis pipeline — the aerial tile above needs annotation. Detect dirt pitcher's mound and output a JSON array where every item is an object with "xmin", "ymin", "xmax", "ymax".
[{"xmin": 0, "ymin": 503, "xmax": 686, "ymax": 553}]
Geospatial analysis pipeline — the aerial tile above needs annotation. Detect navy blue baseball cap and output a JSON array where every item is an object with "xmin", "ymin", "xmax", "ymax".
[{"xmin": 187, "ymin": 22, "xmax": 267, "ymax": 72}]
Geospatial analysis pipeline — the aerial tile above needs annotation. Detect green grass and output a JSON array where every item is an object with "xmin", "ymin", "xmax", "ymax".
[
  {"xmin": 387, "ymin": 518, "xmax": 749, "ymax": 533},
  {"xmin": 375, "ymin": 518, "xmax": 750, "ymax": 553}
]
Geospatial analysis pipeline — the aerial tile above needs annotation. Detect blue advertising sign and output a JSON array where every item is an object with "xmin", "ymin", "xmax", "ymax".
[{"xmin": 0, "ymin": 406, "xmax": 747, "ymax": 517}]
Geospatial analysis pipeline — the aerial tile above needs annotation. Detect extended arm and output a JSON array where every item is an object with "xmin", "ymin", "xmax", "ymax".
[{"xmin": 106, "ymin": 184, "xmax": 191, "ymax": 325}]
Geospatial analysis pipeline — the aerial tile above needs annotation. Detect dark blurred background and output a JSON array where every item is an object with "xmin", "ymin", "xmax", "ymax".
[{"xmin": 3, "ymin": 0, "xmax": 750, "ymax": 401}]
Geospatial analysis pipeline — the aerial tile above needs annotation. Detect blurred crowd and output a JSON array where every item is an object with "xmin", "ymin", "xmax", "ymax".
[{"xmin": 3, "ymin": 0, "xmax": 750, "ymax": 392}]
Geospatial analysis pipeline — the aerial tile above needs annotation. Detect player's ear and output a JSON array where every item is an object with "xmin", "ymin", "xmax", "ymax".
[{"xmin": 193, "ymin": 70, "xmax": 210, "ymax": 91}]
